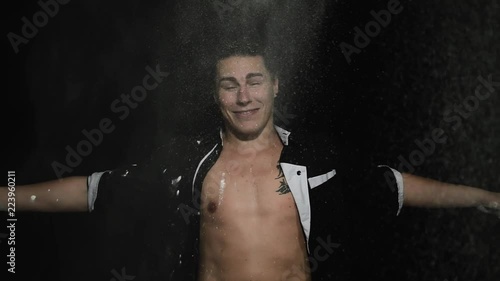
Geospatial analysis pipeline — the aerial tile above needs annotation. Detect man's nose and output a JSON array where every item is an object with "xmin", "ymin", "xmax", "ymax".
[{"xmin": 236, "ymin": 85, "xmax": 251, "ymax": 105}]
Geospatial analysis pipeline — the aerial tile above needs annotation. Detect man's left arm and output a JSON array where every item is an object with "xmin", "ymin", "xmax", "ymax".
[{"xmin": 402, "ymin": 173, "xmax": 500, "ymax": 216}]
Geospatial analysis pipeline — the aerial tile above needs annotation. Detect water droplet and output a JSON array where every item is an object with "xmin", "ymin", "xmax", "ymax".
[
  {"xmin": 122, "ymin": 170, "xmax": 129, "ymax": 177},
  {"xmin": 218, "ymin": 172, "xmax": 226, "ymax": 206},
  {"xmin": 171, "ymin": 175, "xmax": 182, "ymax": 186},
  {"xmin": 163, "ymin": 168, "xmax": 167, "ymax": 174},
  {"xmin": 47, "ymin": 189, "xmax": 51, "ymax": 192},
  {"xmin": 30, "ymin": 195, "xmax": 36, "ymax": 202},
  {"xmin": 176, "ymin": 190, "xmax": 180, "ymax": 196},
  {"xmin": 132, "ymin": 163, "xmax": 137, "ymax": 166}
]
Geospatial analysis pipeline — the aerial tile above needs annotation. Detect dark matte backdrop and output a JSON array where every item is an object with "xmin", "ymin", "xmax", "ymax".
[{"xmin": 3, "ymin": 0, "xmax": 500, "ymax": 280}]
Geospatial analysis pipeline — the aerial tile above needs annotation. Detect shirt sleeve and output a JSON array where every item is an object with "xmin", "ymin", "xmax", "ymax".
[
  {"xmin": 86, "ymin": 144, "xmax": 174, "ymax": 213},
  {"xmin": 377, "ymin": 165, "xmax": 404, "ymax": 215},
  {"xmin": 87, "ymin": 171, "xmax": 111, "ymax": 212},
  {"xmin": 341, "ymin": 164, "xmax": 404, "ymax": 218},
  {"xmin": 86, "ymin": 164, "xmax": 156, "ymax": 213}
]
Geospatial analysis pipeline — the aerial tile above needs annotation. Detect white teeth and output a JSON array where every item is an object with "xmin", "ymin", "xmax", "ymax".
[{"xmin": 235, "ymin": 109, "xmax": 258, "ymax": 116}]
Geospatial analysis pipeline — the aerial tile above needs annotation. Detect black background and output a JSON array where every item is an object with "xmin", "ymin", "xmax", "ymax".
[{"xmin": 3, "ymin": 0, "xmax": 500, "ymax": 280}]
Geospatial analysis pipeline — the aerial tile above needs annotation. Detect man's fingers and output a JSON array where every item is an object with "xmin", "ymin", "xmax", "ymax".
[{"xmin": 476, "ymin": 204, "xmax": 500, "ymax": 219}]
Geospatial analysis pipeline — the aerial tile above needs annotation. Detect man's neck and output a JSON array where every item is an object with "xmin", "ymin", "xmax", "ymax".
[{"xmin": 222, "ymin": 122, "xmax": 282, "ymax": 153}]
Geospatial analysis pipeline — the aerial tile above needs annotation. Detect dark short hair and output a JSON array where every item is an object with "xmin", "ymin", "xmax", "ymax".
[{"xmin": 212, "ymin": 35, "xmax": 279, "ymax": 81}]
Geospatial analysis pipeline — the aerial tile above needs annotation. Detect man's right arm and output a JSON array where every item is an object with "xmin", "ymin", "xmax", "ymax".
[{"xmin": 0, "ymin": 176, "xmax": 88, "ymax": 212}]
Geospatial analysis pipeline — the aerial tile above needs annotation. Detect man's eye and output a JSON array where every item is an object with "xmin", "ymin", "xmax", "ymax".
[
  {"xmin": 249, "ymin": 82, "xmax": 262, "ymax": 86},
  {"xmin": 222, "ymin": 85, "xmax": 237, "ymax": 90}
]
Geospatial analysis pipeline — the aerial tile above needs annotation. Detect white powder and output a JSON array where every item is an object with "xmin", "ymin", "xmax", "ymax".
[{"xmin": 218, "ymin": 172, "xmax": 226, "ymax": 206}]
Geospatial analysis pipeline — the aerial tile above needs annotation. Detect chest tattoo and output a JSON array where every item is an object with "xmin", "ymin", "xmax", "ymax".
[{"xmin": 275, "ymin": 164, "xmax": 291, "ymax": 195}]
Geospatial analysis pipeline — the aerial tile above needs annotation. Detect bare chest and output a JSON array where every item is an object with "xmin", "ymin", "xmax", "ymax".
[
  {"xmin": 200, "ymin": 150, "xmax": 298, "ymax": 224},
  {"xmin": 196, "ymin": 142, "xmax": 310, "ymax": 280}
]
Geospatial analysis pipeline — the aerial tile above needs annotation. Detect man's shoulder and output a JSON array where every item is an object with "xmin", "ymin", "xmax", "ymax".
[
  {"xmin": 153, "ymin": 127, "xmax": 220, "ymax": 153},
  {"xmin": 97, "ymin": 129, "xmax": 220, "ymax": 188},
  {"xmin": 281, "ymin": 128, "xmax": 341, "ymax": 170},
  {"xmin": 142, "ymin": 127, "xmax": 221, "ymax": 171},
  {"xmin": 289, "ymin": 129, "xmax": 339, "ymax": 153},
  {"xmin": 285, "ymin": 128, "xmax": 376, "ymax": 175}
]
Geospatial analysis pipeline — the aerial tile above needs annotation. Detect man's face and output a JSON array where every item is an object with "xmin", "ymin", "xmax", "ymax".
[{"xmin": 215, "ymin": 55, "xmax": 278, "ymax": 139}]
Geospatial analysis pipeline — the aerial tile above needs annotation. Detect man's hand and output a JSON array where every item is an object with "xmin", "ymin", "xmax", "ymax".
[{"xmin": 476, "ymin": 193, "xmax": 500, "ymax": 218}]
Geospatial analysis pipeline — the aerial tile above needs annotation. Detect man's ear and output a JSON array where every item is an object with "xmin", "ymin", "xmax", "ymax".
[
  {"xmin": 212, "ymin": 88, "xmax": 219, "ymax": 104},
  {"xmin": 273, "ymin": 77, "xmax": 279, "ymax": 97}
]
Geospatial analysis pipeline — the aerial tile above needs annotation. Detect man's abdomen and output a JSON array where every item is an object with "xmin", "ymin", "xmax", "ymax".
[{"xmin": 198, "ymin": 215, "xmax": 310, "ymax": 281}]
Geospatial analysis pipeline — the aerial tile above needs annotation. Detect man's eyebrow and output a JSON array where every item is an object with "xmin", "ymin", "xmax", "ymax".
[
  {"xmin": 218, "ymin": 73, "xmax": 264, "ymax": 84},
  {"xmin": 218, "ymin": 77, "xmax": 238, "ymax": 84},
  {"xmin": 246, "ymin": 73, "xmax": 264, "ymax": 79}
]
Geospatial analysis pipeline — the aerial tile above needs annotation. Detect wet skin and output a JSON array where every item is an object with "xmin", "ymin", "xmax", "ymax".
[{"xmin": 197, "ymin": 56, "xmax": 311, "ymax": 281}]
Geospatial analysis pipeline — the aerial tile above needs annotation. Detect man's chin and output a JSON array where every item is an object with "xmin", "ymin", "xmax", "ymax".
[{"xmin": 229, "ymin": 124, "xmax": 263, "ymax": 140}]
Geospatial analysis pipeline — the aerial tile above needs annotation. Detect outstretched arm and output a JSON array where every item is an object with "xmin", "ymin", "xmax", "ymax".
[
  {"xmin": 0, "ymin": 176, "xmax": 88, "ymax": 212},
  {"xmin": 402, "ymin": 173, "xmax": 500, "ymax": 215}
]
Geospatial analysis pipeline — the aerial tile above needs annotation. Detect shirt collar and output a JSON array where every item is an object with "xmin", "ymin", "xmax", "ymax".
[{"xmin": 274, "ymin": 125, "xmax": 291, "ymax": 146}]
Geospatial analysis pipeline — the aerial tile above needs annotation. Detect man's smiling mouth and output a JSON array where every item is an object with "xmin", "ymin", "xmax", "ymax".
[{"xmin": 233, "ymin": 108, "xmax": 260, "ymax": 117}]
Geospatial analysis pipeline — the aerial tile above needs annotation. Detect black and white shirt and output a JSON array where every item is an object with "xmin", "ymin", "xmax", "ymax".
[{"xmin": 87, "ymin": 126, "xmax": 404, "ymax": 280}]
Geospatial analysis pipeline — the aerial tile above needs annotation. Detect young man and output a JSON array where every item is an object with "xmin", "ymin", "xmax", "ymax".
[{"xmin": 1, "ymin": 41, "xmax": 499, "ymax": 281}]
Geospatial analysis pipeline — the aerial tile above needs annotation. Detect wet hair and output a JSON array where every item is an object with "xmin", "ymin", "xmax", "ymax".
[{"xmin": 213, "ymin": 36, "xmax": 278, "ymax": 80}]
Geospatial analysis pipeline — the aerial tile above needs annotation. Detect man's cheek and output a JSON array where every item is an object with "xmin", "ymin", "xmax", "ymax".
[{"xmin": 218, "ymin": 97, "xmax": 230, "ymax": 107}]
